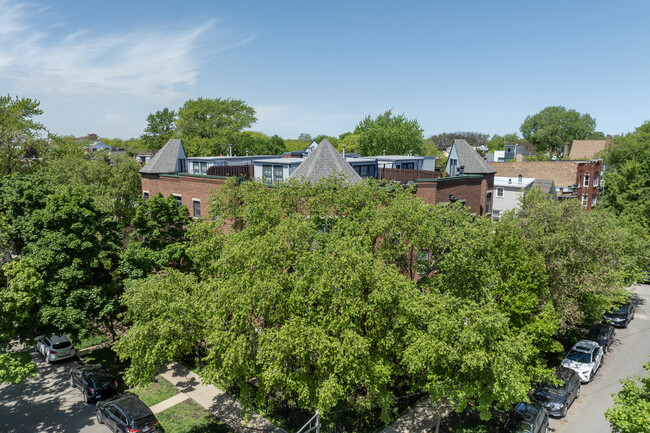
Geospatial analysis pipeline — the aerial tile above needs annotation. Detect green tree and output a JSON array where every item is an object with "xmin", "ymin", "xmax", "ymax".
[
  {"xmin": 121, "ymin": 194, "xmax": 190, "ymax": 279},
  {"xmin": 354, "ymin": 110, "xmax": 424, "ymax": 156},
  {"xmin": 176, "ymin": 97, "xmax": 257, "ymax": 156},
  {"xmin": 486, "ymin": 133, "xmax": 522, "ymax": 152},
  {"xmin": 605, "ymin": 361, "xmax": 650, "ymax": 433},
  {"xmin": 337, "ymin": 132, "xmax": 360, "ymax": 154},
  {"xmin": 0, "ymin": 95, "xmax": 47, "ymax": 175},
  {"xmin": 232, "ymin": 131, "xmax": 288, "ymax": 156},
  {"xmin": 22, "ymin": 188, "xmax": 122, "ymax": 339},
  {"xmin": 600, "ymin": 121, "xmax": 650, "ymax": 231},
  {"xmin": 520, "ymin": 106, "xmax": 596, "ymax": 154},
  {"xmin": 141, "ymin": 108, "xmax": 177, "ymax": 151}
]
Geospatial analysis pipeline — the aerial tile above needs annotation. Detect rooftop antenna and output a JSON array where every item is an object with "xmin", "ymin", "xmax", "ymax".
[{"xmin": 383, "ymin": 149, "xmax": 386, "ymax": 155}]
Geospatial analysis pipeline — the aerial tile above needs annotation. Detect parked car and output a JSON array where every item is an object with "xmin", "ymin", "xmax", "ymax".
[
  {"xmin": 504, "ymin": 401, "xmax": 549, "ymax": 433},
  {"xmin": 561, "ymin": 340, "xmax": 603, "ymax": 383},
  {"xmin": 69, "ymin": 365, "xmax": 118, "ymax": 403},
  {"xmin": 96, "ymin": 394, "xmax": 159, "ymax": 433},
  {"xmin": 531, "ymin": 366, "xmax": 581, "ymax": 418},
  {"xmin": 604, "ymin": 298, "xmax": 636, "ymax": 328},
  {"xmin": 35, "ymin": 334, "xmax": 76, "ymax": 363},
  {"xmin": 585, "ymin": 323, "xmax": 615, "ymax": 353}
]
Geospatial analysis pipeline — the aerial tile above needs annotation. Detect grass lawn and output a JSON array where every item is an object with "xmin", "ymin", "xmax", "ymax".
[
  {"xmin": 156, "ymin": 399, "xmax": 233, "ymax": 433},
  {"xmin": 73, "ymin": 333, "xmax": 109, "ymax": 350},
  {"xmin": 130, "ymin": 375, "xmax": 180, "ymax": 407}
]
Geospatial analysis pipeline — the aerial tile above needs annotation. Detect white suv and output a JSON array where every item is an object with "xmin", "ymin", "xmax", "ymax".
[
  {"xmin": 561, "ymin": 340, "xmax": 603, "ymax": 383},
  {"xmin": 35, "ymin": 334, "xmax": 76, "ymax": 363}
]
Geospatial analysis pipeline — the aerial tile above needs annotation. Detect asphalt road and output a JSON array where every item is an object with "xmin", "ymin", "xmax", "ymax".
[
  {"xmin": 0, "ymin": 350, "xmax": 106, "ymax": 433},
  {"xmin": 550, "ymin": 283, "xmax": 650, "ymax": 433}
]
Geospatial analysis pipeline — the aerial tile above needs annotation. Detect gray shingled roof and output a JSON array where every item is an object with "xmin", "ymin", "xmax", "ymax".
[
  {"xmin": 289, "ymin": 139, "xmax": 362, "ymax": 184},
  {"xmin": 140, "ymin": 139, "xmax": 184, "ymax": 174},
  {"xmin": 453, "ymin": 139, "xmax": 497, "ymax": 174}
]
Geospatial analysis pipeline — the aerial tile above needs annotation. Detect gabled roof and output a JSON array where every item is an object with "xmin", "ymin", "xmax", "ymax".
[
  {"xmin": 290, "ymin": 139, "xmax": 362, "ymax": 184},
  {"xmin": 530, "ymin": 179, "xmax": 557, "ymax": 199},
  {"xmin": 492, "ymin": 161, "xmax": 578, "ymax": 188},
  {"xmin": 140, "ymin": 139, "xmax": 184, "ymax": 174},
  {"xmin": 569, "ymin": 139, "xmax": 608, "ymax": 160},
  {"xmin": 452, "ymin": 139, "xmax": 496, "ymax": 174}
]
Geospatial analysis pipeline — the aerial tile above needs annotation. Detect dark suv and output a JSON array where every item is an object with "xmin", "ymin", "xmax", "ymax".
[
  {"xmin": 604, "ymin": 298, "xmax": 635, "ymax": 328},
  {"xmin": 531, "ymin": 367, "xmax": 581, "ymax": 418},
  {"xmin": 504, "ymin": 402, "xmax": 549, "ymax": 433},
  {"xmin": 69, "ymin": 365, "xmax": 118, "ymax": 403},
  {"xmin": 96, "ymin": 394, "xmax": 159, "ymax": 433}
]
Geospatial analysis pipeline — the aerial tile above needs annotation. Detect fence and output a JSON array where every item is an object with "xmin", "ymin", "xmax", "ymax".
[
  {"xmin": 206, "ymin": 164, "xmax": 254, "ymax": 179},
  {"xmin": 378, "ymin": 168, "xmax": 442, "ymax": 184}
]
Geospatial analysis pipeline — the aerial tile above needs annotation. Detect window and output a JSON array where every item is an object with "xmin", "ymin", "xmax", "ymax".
[
  {"xmin": 193, "ymin": 199, "xmax": 201, "ymax": 218},
  {"xmin": 359, "ymin": 165, "xmax": 369, "ymax": 177},
  {"xmin": 200, "ymin": 162, "xmax": 207, "ymax": 175},
  {"xmin": 449, "ymin": 158, "xmax": 457, "ymax": 175},
  {"xmin": 173, "ymin": 194, "xmax": 182, "ymax": 208},
  {"xmin": 584, "ymin": 174, "xmax": 590, "ymax": 187},
  {"xmin": 496, "ymin": 187, "xmax": 504, "ymax": 198},
  {"xmin": 492, "ymin": 210, "xmax": 500, "ymax": 221},
  {"xmin": 401, "ymin": 162, "xmax": 415, "ymax": 170},
  {"xmin": 417, "ymin": 250, "xmax": 430, "ymax": 275},
  {"xmin": 594, "ymin": 174, "xmax": 599, "ymax": 186},
  {"xmin": 581, "ymin": 195, "xmax": 588, "ymax": 206},
  {"xmin": 273, "ymin": 165, "xmax": 283, "ymax": 182},
  {"xmin": 485, "ymin": 191, "xmax": 492, "ymax": 214},
  {"xmin": 143, "ymin": 191, "xmax": 149, "ymax": 201},
  {"xmin": 592, "ymin": 194, "xmax": 598, "ymax": 207},
  {"xmin": 262, "ymin": 165, "xmax": 272, "ymax": 184}
]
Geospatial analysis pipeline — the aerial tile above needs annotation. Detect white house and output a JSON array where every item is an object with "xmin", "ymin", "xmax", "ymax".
[{"xmin": 491, "ymin": 175, "xmax": 535, "ymax": 221}]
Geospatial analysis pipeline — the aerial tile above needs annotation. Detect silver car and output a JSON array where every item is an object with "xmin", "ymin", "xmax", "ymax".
[
  {"xmin": 35, "ymin": 334, "xmax": 76, "ymax": 363},
  {"xmin": 560, "ymin": 340, "xmax": 603, "ymax": 383}
]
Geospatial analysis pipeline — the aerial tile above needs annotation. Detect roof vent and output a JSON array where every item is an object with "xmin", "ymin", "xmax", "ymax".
[
  {"xmin": 518, "ymin": 174, "xmax": 522, "ymax": 184},
  {"xmin": 508, "ymin": 178, "xmax": 512, "ymax": 184}
]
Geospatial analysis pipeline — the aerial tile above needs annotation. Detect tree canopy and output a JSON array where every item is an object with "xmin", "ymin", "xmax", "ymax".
[
  {"xmin": 140, "ymin": 108, "xmax": 177, "ymax": 151},
  {"xmin": 354, "ymin": 110, "xmax": 424, "ymax": 156},
  {"xmin": 176, "ymin": 97, "xmax": 257, "ymax": 156},
  {"xmin": 0, "ymin": 95, "xmax": 47, "ymax": 176},
  {"xmin": 520, "ymin": 106, "xmax": 596, "ymax": 154},
  {"xmin": 605, "ymin": 360, "xmax": 650, "ymax": 433}
]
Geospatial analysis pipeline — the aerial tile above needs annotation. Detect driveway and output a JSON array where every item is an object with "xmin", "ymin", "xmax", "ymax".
[
  {"xmin": 550, "ymin": 283, "xmax": 650, "ymax": 432},
  {"xmin": 0, "ymin": 350, "xmax": 105, "ymax": 433}
]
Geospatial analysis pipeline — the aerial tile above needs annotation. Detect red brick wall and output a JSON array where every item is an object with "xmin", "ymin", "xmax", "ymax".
[
  {"xmin": 575, "ymin": 160, "xmax": 602, "ymax": 210},
  {"xmin": 140, "ymin": 173, "xmax": 227, "ymax": 217},
  {"xmin": 415, "ymin": 174, "xmax": 493, "ymax": 216}
]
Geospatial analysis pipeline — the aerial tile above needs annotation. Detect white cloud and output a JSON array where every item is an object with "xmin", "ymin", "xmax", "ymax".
[{"xmin": 0, "ymin": 1, "xmax": 220, "ymax": 103}]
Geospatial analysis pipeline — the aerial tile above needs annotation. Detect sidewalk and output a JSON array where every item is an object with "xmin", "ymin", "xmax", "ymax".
[
  {"xmin": 156, "ymin": 363, "xmax": 287, "ymax": 433},
  {"xmin": 380, "ymin": 398, "xmax": 447, "ymax": 433}
]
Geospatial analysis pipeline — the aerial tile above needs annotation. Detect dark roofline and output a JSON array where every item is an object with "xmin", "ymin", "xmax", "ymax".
[{"xmin": 417, "ymin": 174, "xmax": 484, "ymax": 183}]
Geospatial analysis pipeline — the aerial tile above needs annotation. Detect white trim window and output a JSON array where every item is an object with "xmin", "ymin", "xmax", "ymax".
[
  {"xmin": 492, "ymin": 210, "xmax": 500, "ymax": 221},
  {"xmin": 173, "ymin": 194, "xmax": 182, "ymax": 208},
  {"xmin": 496, "ymin": 187, "xmax": 504, "ymax": 198},
  {"xmin": 192, "ymin": 199, "xmax": 201, "ymax": 219},
  {"xmin": 143, "ymin": 191, "xmax": 149, "ymax": 201},
  {"xmin": 594, "ymin": 174, "xmax": 599, "ymax": 187},
  {"xmin": 584, "ymin": 174, "xmax": 590, "ymax": 187},
  {"xmin": 581, "ymin": 195, "xmax": 588, "ymax": 207}
]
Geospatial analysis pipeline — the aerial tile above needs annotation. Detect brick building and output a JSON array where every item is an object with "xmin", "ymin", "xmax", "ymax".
[{"xmin": 490, "ymin": 160, "xmax": 603, "ymax": 210}]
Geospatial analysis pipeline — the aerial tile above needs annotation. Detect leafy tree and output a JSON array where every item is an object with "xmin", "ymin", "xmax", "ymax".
[
  {"xmin": 427, "ymin": 132, "xmax": 490, "ymax": 151},
  {"xmin": 176, "ymin": 97, "xmax": 257, "ymax": 156},
  {"xmin": 0, "ymin": 172, "xmax": 51, "ymax": 256},
  {"xmin": 354, "ymin": 110, "xmax": 424, "ymax": 156},
  {"xmin": 121, "ymin": 194, "xmax": 190, "ymax": 279},
  {"xmin": 0, "ymin": 95, "xmax": 47, "ymax": 176},
  {"xmin": 605, "ymin": 360, "xmax": 650, "ymax": 433},
  {"xmin": 22, "ymin": 188, "xmax": 121, "ymax": 339},
  {"xmin": 45, "ymin": 144, "xmax": 142, "ymax": 230},
  {"xmin": 600, "ymin": 121, "xmax": 650, "ymax": 231},
  {"xmin": 232, "ymin": 131, "xmax": 288, "ymax": 156},
  {"xmin": 509, "ymin": 189, "xmax": 647, "ymax": 328},
  {"xmin": 337, "ymin": 132, "xmax": 360, "ymax": 154},
  {"xmin": 297, "ymin": 133, "xmax": 312, "ymax": 142},
  {"xmin": 486, "ymin": 133, "xmax": 522, "ymax": 152},
  {"xmin": 140, "ymin": 108, "xmax": 177, "ymax": 151},
  {"xmin": 520, "ymin": 106, "xmax": 596, "ymax": 154},
  {"xmin": 313, "ymin": 134, "xmax": 339, "ymax": 148}
]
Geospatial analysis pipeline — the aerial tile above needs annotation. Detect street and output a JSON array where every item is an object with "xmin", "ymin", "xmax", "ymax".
[
  {"xmin": 0, "ymin": 350, "xmax": 105, "ymax": 433},
  {"xmin": 550, "ymin": 283, "xmax": 650, "ymax": 432}
]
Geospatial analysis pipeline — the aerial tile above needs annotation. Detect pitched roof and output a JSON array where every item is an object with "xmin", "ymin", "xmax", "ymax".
[
  {"xmin": 530, "ymin": 179, "xmax": 557, "ymax": 198},
  {"xmin": 140, "ymin": 139, "xmax": 184, "ymax": 174},
  {"xmin": 569, "ymin": 139, "xmax": 608, "ymax": 160},
  {"xmin": 289, "ymin": 139, "xmax": 362, "ymax": 184},
  {"xmin": 491, "ymin": 161, "xmax": 578, "ymax": 188},
  {"xmin": 452, "ymin": 139, "xmax": 496, "ymax": 174}
]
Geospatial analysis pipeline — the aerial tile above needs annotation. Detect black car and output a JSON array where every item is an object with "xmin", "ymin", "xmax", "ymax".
[
  {"xmin": 96, "ymin": 394, "xmax": 159, "ymax": 433},
  {"xmin": 604, "ymin": 298, "xmax": 636, "ymax": 328},
  {"xmin": 69, "ymin": 365, "xmax": 118, "ymax": 403},
  {"xmin": 531, "ymin": 366, "xmax": 581, "ymax": 418},
  {"xmin": 504, "ymin": 402, "xmax": 549, "ymax": 433},
  {"xmin": 585, "ymin": 323, "xmax": 615, "ymax": 353}
]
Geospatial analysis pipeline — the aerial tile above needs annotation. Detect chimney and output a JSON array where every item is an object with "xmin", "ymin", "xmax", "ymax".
[
  {"xmin": 383, "ymin": 150, "xmax": 386, "ymax": 156},
  {"xmin": 518, "ymin": 174, "xmax": 522, "ymax": 184},
  {"xmin": 563, "ymin": 139, "xmax": 570, "ymax": 158},
  {"xmin": 459, "ymin": 165, "xmax": 465, "ymax": 175},
  {"xmin": 606, "ymin": 134, "xmax": 612, "ymax": 146},
  {"xmin": 342, "ymin": 145, "xmax": 346, "ymax": 158}
]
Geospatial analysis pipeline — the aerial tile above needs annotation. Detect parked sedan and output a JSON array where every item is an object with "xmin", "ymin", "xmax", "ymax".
[
  {"xmin": 69, "ymin": 365, "xmax": 118, "ymax": 403},
  {"xmin": 531, "ymin": 366, "xmax": 581, "ymax": 418},
  {"xmin": 561, "ymin": 340, "xmax": 603, "ymax": 383},
  {"xmin": 96, "ymin": 394, "xmax": 159, "ymax": 433},
  {"xmin": 35, "ymin": 334, "xmax": 76, "ymax": 363},
  {"xmin": 585, "ymin": 323, "xmax": 615, "ymax": 353},
  {"xmin": 604, "ymin": 299, "xmax": 635, "ymax": 328}
]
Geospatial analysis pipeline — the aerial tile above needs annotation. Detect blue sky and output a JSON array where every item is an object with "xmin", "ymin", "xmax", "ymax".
[{"xmin": 1, "ymin": 0, "xmax": 649, "ymax": 140}]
